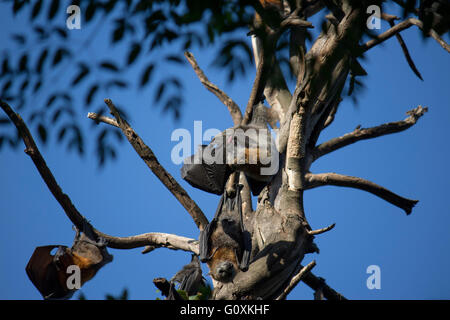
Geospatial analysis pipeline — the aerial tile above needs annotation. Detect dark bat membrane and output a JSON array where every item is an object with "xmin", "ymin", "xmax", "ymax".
[
  {"xmin": 25, "ymin": 227, "xmax": 112, "ymax": 299},
  {"xmin": 181, "ymin": 104, "xmax": 276, "ymax": 196},
  {"xmin": 199, "ymin": 183, "xmax": 252, "ymax": 282},
  {"xmin": 170, "ymin": 254, "xmax": 205, "ymax": 296}
]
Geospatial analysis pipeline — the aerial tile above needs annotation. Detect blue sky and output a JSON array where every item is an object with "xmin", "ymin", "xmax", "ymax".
[{"xmin": 0, "ymin": 2, "xmax": 449, "ymax": 300}]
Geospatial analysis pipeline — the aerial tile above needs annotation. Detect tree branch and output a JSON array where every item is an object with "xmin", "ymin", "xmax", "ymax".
[
  {"xmin": 301, "ymin": 271, "xmax": 347, "ymax": 300},
  {"xmin": 381, "ymin": 14, "xmax": 423, "ymax": 80},
  {"xmin": 276, "ymin": 260, "xmax": 316, "ymax": 300},
  {"xmin": 312, "ymin": 106, "xmax": 428, "ymax": 161},
  {"xmin": 360, "ymin": 18, "xmax": 450, "ymax": 53},
  {"xmin": 184, "ymin": 51, "xmax": 242, "ymax": 126},
  {"xmin": 305, "ymin": 172, "xmax": 418, "ymax": 215},
  {"xmin": 0, "ymin": 100, "xmax": 201, "ymax": 252},
  {"xmin": 102, "ymin": 99, "xmax": 209, "ymax": 230}
]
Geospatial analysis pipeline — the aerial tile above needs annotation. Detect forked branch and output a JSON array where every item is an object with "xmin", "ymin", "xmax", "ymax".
[
  {"xmin": 360, "ymin": 18, "xmax": 450, "ymax": 53},
  {"xmin": 102, "ymin": 98, "xmax": 209, "ymax": 230},
  {"xmin": 0, "ymin": 100, "xmax": 200, "ymax": 252}
]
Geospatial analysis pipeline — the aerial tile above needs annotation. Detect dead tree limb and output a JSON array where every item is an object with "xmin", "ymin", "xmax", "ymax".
[
  {"xmin": 312, "ymin": 106, "xmax": 428, "ymax": 162},
  {"xmin": 276, "ymin": 260, "xmax": 316, "ymax": 300},
  {"xmin": 360, "ymin": 18, "xmax": 450, "ymax": 53},
  {"xmin": 305, "ymin": 172, "xmax": 418, "ymax": 215},
  {"xmin": 184, "ymin": 51, "xmax": 242, "ymax": 126},
  {"xmin": 102, "ymin": 98, "xmax": 209, "ymax": 230},
  {"xmin": 301, "ymin": 271, "xmax": 347, "ymax": 300},
  {"xmin": 0, "ymin": 100, "xmax": 200, "ymax": 252}
]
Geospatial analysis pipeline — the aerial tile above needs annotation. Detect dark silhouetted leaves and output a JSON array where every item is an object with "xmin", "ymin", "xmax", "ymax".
[
  {"xmin": 36, "ymin": 48, "xmax": 48, "ymax": 73},
  {"xmin": 85, "ymin": 2, "xmax": 97, "ymax": 22},
  {"xmin": 72, "ymin": 64, "xmax": 90, "ymax": 86},
  {"xmin": 99, "ymin": 61, "xmax": 120, "ymax": 72},
  {"xmin": 106, "ymin": 80, "xmax": 127, "ymax": 90},
  {"xmin": 2, "ymin": 57, "xmax": 11, "ymax": 74},
  {"xmin": 86, "ymin": 84, "xmax": 99, "ymax": 105},
  {"xmin": 112, "ymin": 19, "xmax": 125, "ymax": 43},
  {"xmin": 53, "ymin": 27, "xmax": 68, "ymax": 39},
  {"xmin": 0, "ymin": 117, "xmax": 10, "ymax": 126},
  {"xmin": 18, "ymin": 54, "xmax": 28, "ymax": 72},
  {"xmin": 33, "ymin": 79, "xmax": 42, "ymax": 93},
  {"xmin": 47, "ymin": 0, "xmax": 59, "ymax": 20},
  {"xmin": 165, "ymin": 54, "xmax": 184, "ymax": 65},
  {"xmin": 52, "ymin": 107, "xmax": 75, "ymax": 124},
  {"xmin": 37, "ymin": 123, "xmax": 47, "ymax": 144},
  {"xmin": 13, "ymin": 0, "xmax": 27, "ymax": 15},
  {"xmin": 1, "ymin": 80, "xmax": 13, "ymax": 95},
  {"xmin": 31, "ymin": 0, "xmax": 43, "ymax": 20},
  {"xmin": 11, "ymin": 34, "xmax": 26, "ymax": 45},
  {"xmin": 52, "ymin": 48, "xmax": 70, "ymax": 66},
  {"xmin": 140, "ymin": 63, "xmax": 154, "ymax": 87},
  {"xmin": 127, "ymin": 43, "xmax": 141, "ymax": 65}
]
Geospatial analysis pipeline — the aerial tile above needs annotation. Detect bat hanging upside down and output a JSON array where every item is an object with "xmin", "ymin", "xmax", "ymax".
[
  {"xmin": 25, "ymin": 226, "xmax": 113, "ymax": 299},
  {"xmin": 199, "ymin": 183, "xmax": 252, "ymax": 282}
]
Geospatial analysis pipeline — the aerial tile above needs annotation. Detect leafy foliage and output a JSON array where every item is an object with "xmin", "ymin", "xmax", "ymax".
[{"xmin": 0, "ymin": 0, "xmax": 256, "ymax": 165}]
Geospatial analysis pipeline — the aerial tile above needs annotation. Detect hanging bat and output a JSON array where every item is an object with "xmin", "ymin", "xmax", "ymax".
[
  {"xmin": 25, "ymin": 227, "xmax": 113, "ymax": 299},
  {"xmin": 199, "ymin": 183, "xmax": 252, "ymax": 282},
  {"xmin": 181, "ymin": 103, "xmax": 276, "ymax": 196},
  {"xmin": 170, "ymin": 254, "xmax": 205, "ymax": 296}
]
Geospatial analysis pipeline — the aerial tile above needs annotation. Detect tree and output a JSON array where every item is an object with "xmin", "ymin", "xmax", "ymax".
[{"xmin": 0, "ymin": 0, "xmax": 449, "ymax": 300}]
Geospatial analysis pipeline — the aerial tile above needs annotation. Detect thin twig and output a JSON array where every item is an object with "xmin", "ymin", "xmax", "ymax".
[
  {"xmin": 305, "ymin": 172, "xmax": 418, "ymax": 215},
  {"xmin": 184, "ymin": 51, "xmax": 242, "ymax": 126},
  {"xmin": 308, "ymin": 223, "xmax": 336, "ymax": 235},
  {"xmin": 360, "ymin": 18, "xmax": 450, "ymax": 53},
  {"xmin": 276, "ymin": 260, "xmax": 316, "ymax": 300},
  {"xmin": 301, "ymin": 271, "xmax": 347, "ymax": 300},
  {"xmin": 102, "ymin": 99, "xmax": 209, "ymax": 230}
]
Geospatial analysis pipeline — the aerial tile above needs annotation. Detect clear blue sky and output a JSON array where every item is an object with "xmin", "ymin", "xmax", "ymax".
[{"xmin": 0, "ymin": 2, "xmax": 449, "ymax": 300}]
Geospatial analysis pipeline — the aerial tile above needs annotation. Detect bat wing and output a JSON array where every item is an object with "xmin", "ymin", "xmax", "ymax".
[
  {"xmin": 181, "ymin": 142, "xmax": 231, "ymax": 195},
  {"xmin": 199, "ymin": 195, "xmax": 224, "ymax": 262},
  {"xmin": 25, "ymin": 245, "xmax": 73, "ymax": 299}
]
